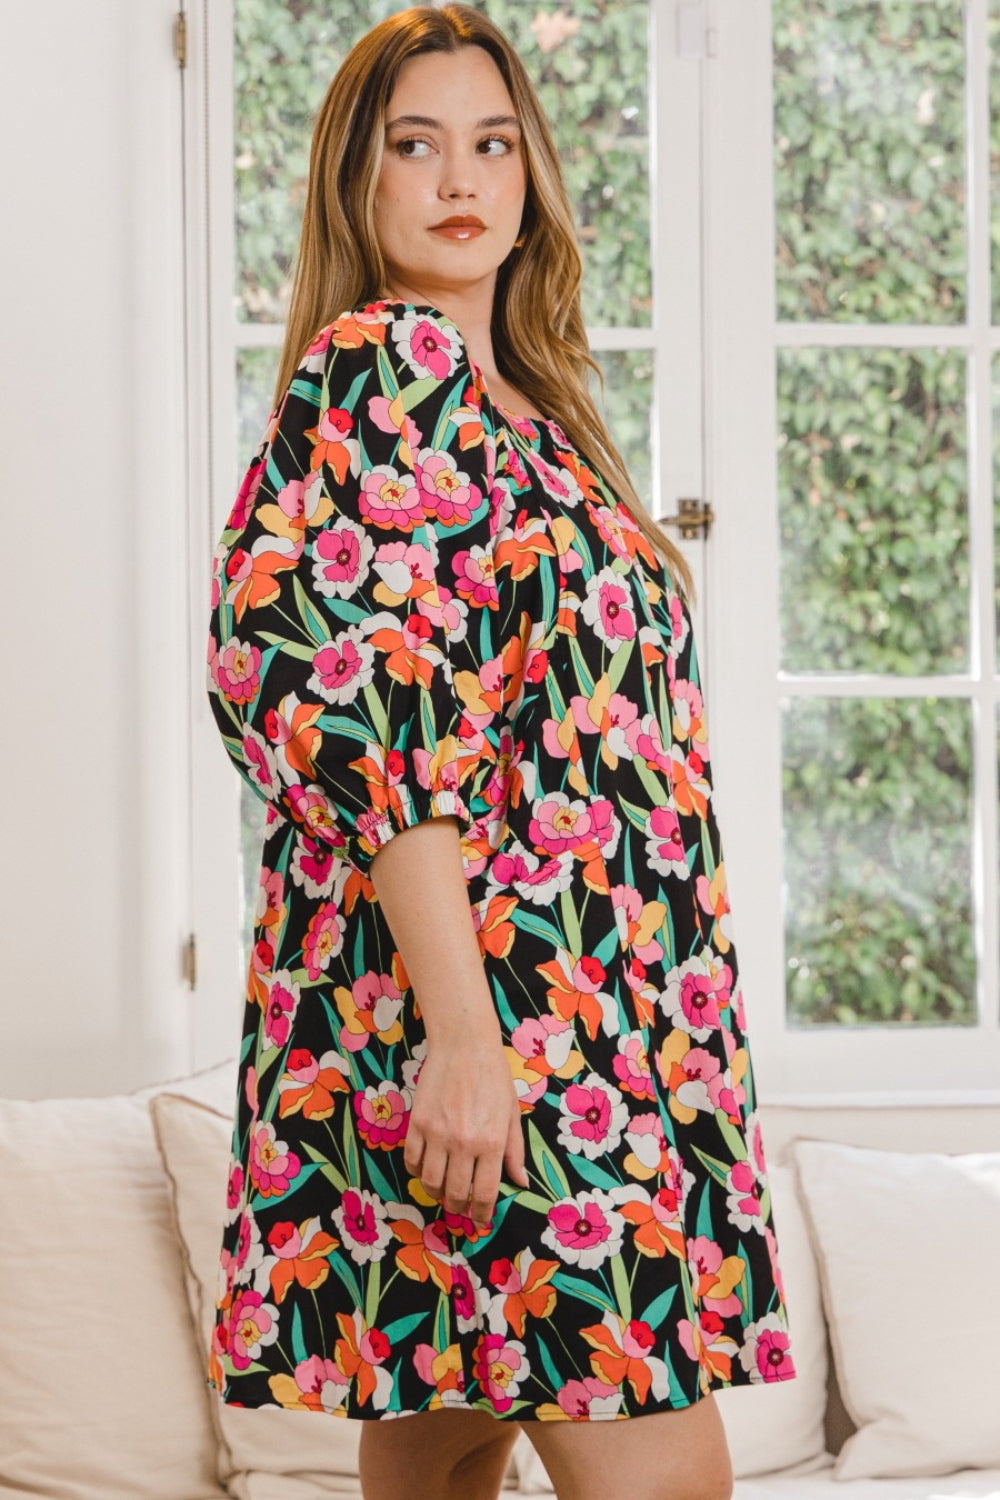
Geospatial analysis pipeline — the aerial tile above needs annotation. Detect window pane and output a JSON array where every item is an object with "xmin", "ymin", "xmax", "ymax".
[
  {"xmin": 777, "ymin": 346, "xmax": 968, "ymax": 675},
  {"xmin": 235, "ymin": 0, "xmax": 405, "ymax": 324},
  {"xmin": 782, "ymin": 696, "xmax": 975, "ymax": 1026},
  {"xmin": 987, "ymin": 1, "xmax": 1000, "ymax": 321},
  {"xmin": 992, "ymin": 353, "xmax": 1000, "ymax": 665},
  {"xmin": 593, "ymin": 348, "xmax": 654, "ymax": 507},
  {"xmin": 470, "ymin": 0, "xmax": 652, "ymax": 327},
  {"xmin": 772, "ymin": 0, "xmax": 966, "ymax": 324},
  {"xmin": 235, "ymin": 0, "xmax": 653, "ymax": 327}
]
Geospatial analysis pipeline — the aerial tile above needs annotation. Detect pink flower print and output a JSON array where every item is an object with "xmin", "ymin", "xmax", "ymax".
[
  {"xmin": 353, "ymin": 1082, "xmax": 411, "ymax": 1151},
  {"xmin": 284, "ymin": 1354, "xmax": 351, "ymax": 1413},
  {"xmin": 661, "ymin": 951, "xmax": 732, "ymax": 1039},
  {"xmin": 248, "ymin": 1121, "xmax": 301, "ymax": 1199},
  {"xmin": 644, "ymin": 803, "xmax": 687, "ymax": 879},
  {"xmin": 671, "ymin": 676, "xmax": 707, "ymax": 750},
  {"xmin": 688, "ymin": 1233, "xmax": 746, "ymax": 1318},
  {"xmin": 744, "ymin": 1110, "xmax": 769, "ymax": 1180},
  {"xmin": 233, "ymin": 1207, "xmax": 264, "ymax": 1281},
  {"xmin": 302, "ymin": 900, "xmax": 345, "ymax": 981},
  {"xmin": 626, "ymin": 711, "xmax": 671, "ymax": 774},
  {"xmin": 738, "ymin": 1312, "xmax": 796, "ymax": 1383},
  {"xmin": 613, "ymin": 1033, "xmax": 655, "ymax": 1101},
  {"xmin": 285, "ymin": 784, "xmax": 341, "ymax": 848},
  {"xmin": 331, "ymin": 1187, "xmax": 392, "ymax": 1265},
  {"xmin": 726, "ymin": 1158, "xmax": 764, "ymax": 1234},
  {"xmin": 449, "ymin": 1260, "xmax": 485, "ymax": 1332},
  {"xmin": 214, "ymin": 637, "xmax": 261, "ymax": 705},
  {"xmin": 557, "ymin": 1073, "xmax": 628, "ymax": 1159},
  {"xmin": 541, "ymin": 1190, "xmax": 625, "ymax": 1268},
  {"xmin": 492, "ymin": 844, "xmax": 574, "ymax": 906},
  {"xmin": 224, "ymin": 1162, "xmax": 245, "ymax": 1225},
  {"xmin": 471, "ymin": 1333, "xmax": 528, "ymax": 1414},
  {"xmin": 307, "ymin": 625, "xmax": 375, "ymax": 706},
  {"xmin": 357, "ymin": 464, "xmax": 423, "ymax": 531},
  {"xmin": 263, "ymin": 969, "xmax": 300, "ymax": 1048},
  {"xmin": 551, "ymin": 1376, "xmax": 622, "ymax": 1420},
  {"xmin": 227, "ymin": 456, "xmax": 264, "ymax": 531},
  {"xmin": 452, "ymin": 545, "xmax": 500, "ymax": 609},
  {"xmin": 228, "ymin": 1289, "xmax": 280, "ymax": 1370},
  {"xmin": 581, "ymin": 566, "xmax": 637, "ymax": 653},
  {"xmin": 696, "ymin": 864, "xmax": 734, "ymax": 956},
  {"xmin": 391, "ymin": 313, "xmax": 463, "ymax": 381},
  {"xmin": 415, "ymin": 448, "xmax": 485, "ymax": 527},
  {"xmin": 623, "ymin": 1113, "xmax": 671, "ymax": 1179},
  {"xmin": 241, "ymin": 726, "xmax": 279, "ymax": 799},
  {"xmin": 510, "ymin": 1014, "xmax": 577, "ymax": 1072},
  {"xmin": 336, "ymin": 969, "xmax": 405, "ymax": 1052},
  {"xmin": 665, "ymin": 592, "xmax": 691, "ymax": 659},
  {"xmin": 528, "ymin": 791, "xmax": 620, "ymax": 857},
  {"xmin": 665, "ymin": 1043, "xmax": 723, "ymax": 1116},
  {"xmin": 311, "ymin": 519, "xmax": 373, "ymax": 599},
  {"xmin": 372, "ymin": 539, "xmax": 436, "ymax": 601},
  {"xmin": 289, "ymin": 828, "xmax": 339, "ymax": 899}
]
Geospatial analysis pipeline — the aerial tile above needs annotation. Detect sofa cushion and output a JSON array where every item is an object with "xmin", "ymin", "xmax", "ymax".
[
  {"xmin": 0, "ymin": 1092, "xmax": 226, "ymax": 1500},
  {"xmin": 790, "ymin": 1138, "xmax": 1000, "ymax": 1480}
]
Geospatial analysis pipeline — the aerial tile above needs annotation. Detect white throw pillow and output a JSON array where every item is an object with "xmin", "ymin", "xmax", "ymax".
[
  {"xmin": 504, "ymin": 1159, "xmax": 831, "ymax": 1493},
  {"xmin": 0, "ymin": 1093, "xmax": 226, "ymax": 1500},
  {"xmin": 789, "ymin": 1137, "xmax": 1000, "ymax": 1479}
]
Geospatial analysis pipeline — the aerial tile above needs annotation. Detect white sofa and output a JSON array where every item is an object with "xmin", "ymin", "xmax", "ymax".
[{"xmin": 1, "ymin": 1060, "xmax": 997, "ymax": 1500}]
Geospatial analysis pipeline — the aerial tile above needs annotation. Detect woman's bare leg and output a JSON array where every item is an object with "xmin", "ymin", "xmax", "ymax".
[
  {"xmin": 519, "ymin": 1392, "xmax": 734, "ymax": 1500},
  {"xmin": 358, "ymin": 1407, "xmax": 521, "ymax": 1500}
]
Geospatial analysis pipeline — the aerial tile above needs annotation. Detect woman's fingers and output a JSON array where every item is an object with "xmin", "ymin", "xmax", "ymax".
[
  {"xmin": 419, "ymin": 1144, "xmax": 448, "ymax": 1202},
  {"xmin": 443, "ymin": 1153, "xmax": 476, "ymax": 1217},
  {"xmin": 468, "ymin": 1152, "xmax": 502, "ymax": 1229},
  {"xmin": 505, "ymin": 1096, "xmax": 530, "ymax": 1186}
]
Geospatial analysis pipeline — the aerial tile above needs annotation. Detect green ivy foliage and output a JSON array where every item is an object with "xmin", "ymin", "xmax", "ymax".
[
  {"xmin": 772, "ymin": 0, "xmax": 966, "ymax": 323},
  {"xmin": 782, "ymin": 696, "xmax": 975, "ymax": 1025},
  {"xmin": 777, "ymin": 346, "xmax": 968, "ymax": 676},
  {"xmin": 234, "ymin": 0, "xmax": 651, "ymax": 327}
]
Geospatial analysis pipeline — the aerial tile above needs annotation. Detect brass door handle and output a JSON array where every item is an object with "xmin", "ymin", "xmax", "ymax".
[{"xmin": 661, "ymin": 498, "xmax": 714, "ymax": 540}]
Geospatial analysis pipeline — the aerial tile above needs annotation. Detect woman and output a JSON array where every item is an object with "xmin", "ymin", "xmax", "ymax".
[{"xmin": 205, "ymin": 7, "xmax": 797, "ymax": 1499}]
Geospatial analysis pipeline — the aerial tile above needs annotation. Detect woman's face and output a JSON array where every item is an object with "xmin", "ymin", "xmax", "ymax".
[{"xmin": 373, "ymin": 46, "xmax": 527, "ymax": 304}]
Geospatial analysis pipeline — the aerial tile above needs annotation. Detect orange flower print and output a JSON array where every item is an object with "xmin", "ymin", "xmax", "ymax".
[
  {"xmin": 580, "ymin": 1312, "xmax": 671, "ymax": 1405},
  {"xmin": 277, "ymin": 1048, "xmax": 351, "ymax": 1121},
  {"xmin": 263, "ymin": 690, "xmax": 324, "ymax": 782},
  {"xmin": 486, "ymin": 1249, "xmax": 559, "ymax": 1337},
  {"xmin": 258, "ymin": 1216, "xmax": 340, "ymax": 1304},
  {"xmin": 537, "ymin": 950, "xmax": 619, "ymax": 1042},
  {"xmin": 388, "ymin": 1207, "xmax": 454, "ymax": 1294},
  {"xmin": 332, "ymin": 1310, "xmax": 393, "ymax": 1410},
  {"xmin": 303, "ymin": 405, "xmax": 360, "ymax": 486},
  {"xmin": 269, "ymin": 1354, "xmax": 350, "ymax": 1414},
  {"xmin": 413, "ymin": 1342, "xmax": 468, "ymax": 1408}
]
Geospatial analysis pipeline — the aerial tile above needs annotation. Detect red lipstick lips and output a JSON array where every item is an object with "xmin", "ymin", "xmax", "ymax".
[{"xmin": 430, "ymin": 214, "xmax": 486, "ymax": 239}]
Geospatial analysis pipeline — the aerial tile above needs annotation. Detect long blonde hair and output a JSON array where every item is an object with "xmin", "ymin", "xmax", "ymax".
[{"xmin": 272, "ymin": 3, "xmax": 693, "ymax": 598}]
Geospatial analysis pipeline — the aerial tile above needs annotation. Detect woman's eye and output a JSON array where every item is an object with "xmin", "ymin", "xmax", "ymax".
[
  {"xmin": 394, "ymin": 137, "xmax": 432, "ymax": 158},
  {"xmin": 479, "ymin": 134, "xmax": 515, "ymax": 156}
]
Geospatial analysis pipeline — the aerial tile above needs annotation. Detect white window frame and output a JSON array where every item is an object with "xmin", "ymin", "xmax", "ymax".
[{"xmin": 705, "ymin": 0, "xmax": 1000, "ymax": 1104}]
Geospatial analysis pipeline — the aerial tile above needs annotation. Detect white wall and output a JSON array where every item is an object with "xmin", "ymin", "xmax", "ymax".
[{"xmin": 0, "ymin": 0, "xmax": 194, "ymax": 1097}]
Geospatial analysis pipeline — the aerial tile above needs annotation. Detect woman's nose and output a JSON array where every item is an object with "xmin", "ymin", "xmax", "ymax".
[{"xmin": 438, "ymin": 152, "xmax": 477, "ymax": 200}]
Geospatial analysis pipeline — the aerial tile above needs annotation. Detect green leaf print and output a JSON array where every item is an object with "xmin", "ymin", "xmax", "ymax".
[
  {"xmin": 551, "ymin": 1272, "xmax": 615, "ymax": 1314},
  {"xmin": 535, "ymin": 1333, "xmax": 564, "ymax": 1395},
  {"xmin": 566, "ymin": 1155, "xmax": 621, "ymax": 1192},
  {"xmin": 290, "ymin": 1302, "xmax": 308, "ymax": 1364},
  {"xmin": 690, "ymin": 1144, "xmax": 735, "ymax": 1191},
  {"xmin": 638, "ymin": 1282, "xmax": 678, "ymax": 1329},
  {"xmin": 363, "ymin": 683, "xmax": 391, "ymax": 746},
  {"xmin": 610, "ymin": 1252, "xmax": 632, "ymax": 1321},
  {"xmin": 715, "ymin": 1112, "xmax": 749, "ymax": 1163},
  {"xmin": 363, "ymin": 1151, "xmax": 399, "ymax": 1207},
  {"xmin": 364, "ymin": 1259, "xmax": 381, "ymax": 1328},
  {"xmin": 560, "ymin": 888, "xmax": 582, "ymax": 954},
  {"xmin": 607, "ymin": 637, "xmax": 636, "ymax": 692},
  {"xmin": 511, "ymin": 909, "xmax": 564, "ymax": 947},
  {"xmin": 342, "ymin": 1100, "xmax": 361, "ymax": 1185},
  {"xmin": 567, "ymin": 636, "xmax": 596, "ymax": 697},
  {"xmin": 292, "ymin": 572, "xmax": 332, "ymax": 644},
  {"xmin": 327, "ymin": 1251, "xmax": 364, "ymax": 1311},
  {"xmin": 301, "ymin": 1141, "xmax": 348, "ymax": 1194},
  {"xmin": 528, "ymin": 1120, "xmax": 571, "ymax": 1199},
  {"xmin": 249, "ymin": 1161, "xmax": 322, "ymax": 1215},
  {"xmin": 380, "ymin": 1311, "xmax": 431, "ymax": 1345},
  {"xmin": 513, "ymin": 1190, "xmax": 561, "ymax": 1217}
]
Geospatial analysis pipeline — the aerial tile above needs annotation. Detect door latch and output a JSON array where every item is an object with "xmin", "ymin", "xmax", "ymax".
[{"xmin": 662, "ymin": 497, "xmax": 715, "ymax": 541}]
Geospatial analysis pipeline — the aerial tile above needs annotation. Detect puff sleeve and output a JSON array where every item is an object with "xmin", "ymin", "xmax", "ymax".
[{"xmin": 206, "ymin": 304, "xmax": 526, "ymax": 879}]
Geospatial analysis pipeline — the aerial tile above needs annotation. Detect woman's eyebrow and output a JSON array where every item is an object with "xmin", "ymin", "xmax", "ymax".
[{"xmin": 385, "ymin": 113, "xmax": 521, "ymax": 131}]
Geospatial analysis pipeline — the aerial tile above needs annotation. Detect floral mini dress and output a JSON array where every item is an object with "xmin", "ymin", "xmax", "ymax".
[{"xmin": 204, "ymin": 298, "xmax": 798, "ymax": 1422}]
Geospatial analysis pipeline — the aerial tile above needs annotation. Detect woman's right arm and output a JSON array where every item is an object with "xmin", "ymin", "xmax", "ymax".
[{"xmin": 369, "ymin": 813, "xmax": 529, "ymax": 1230}]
